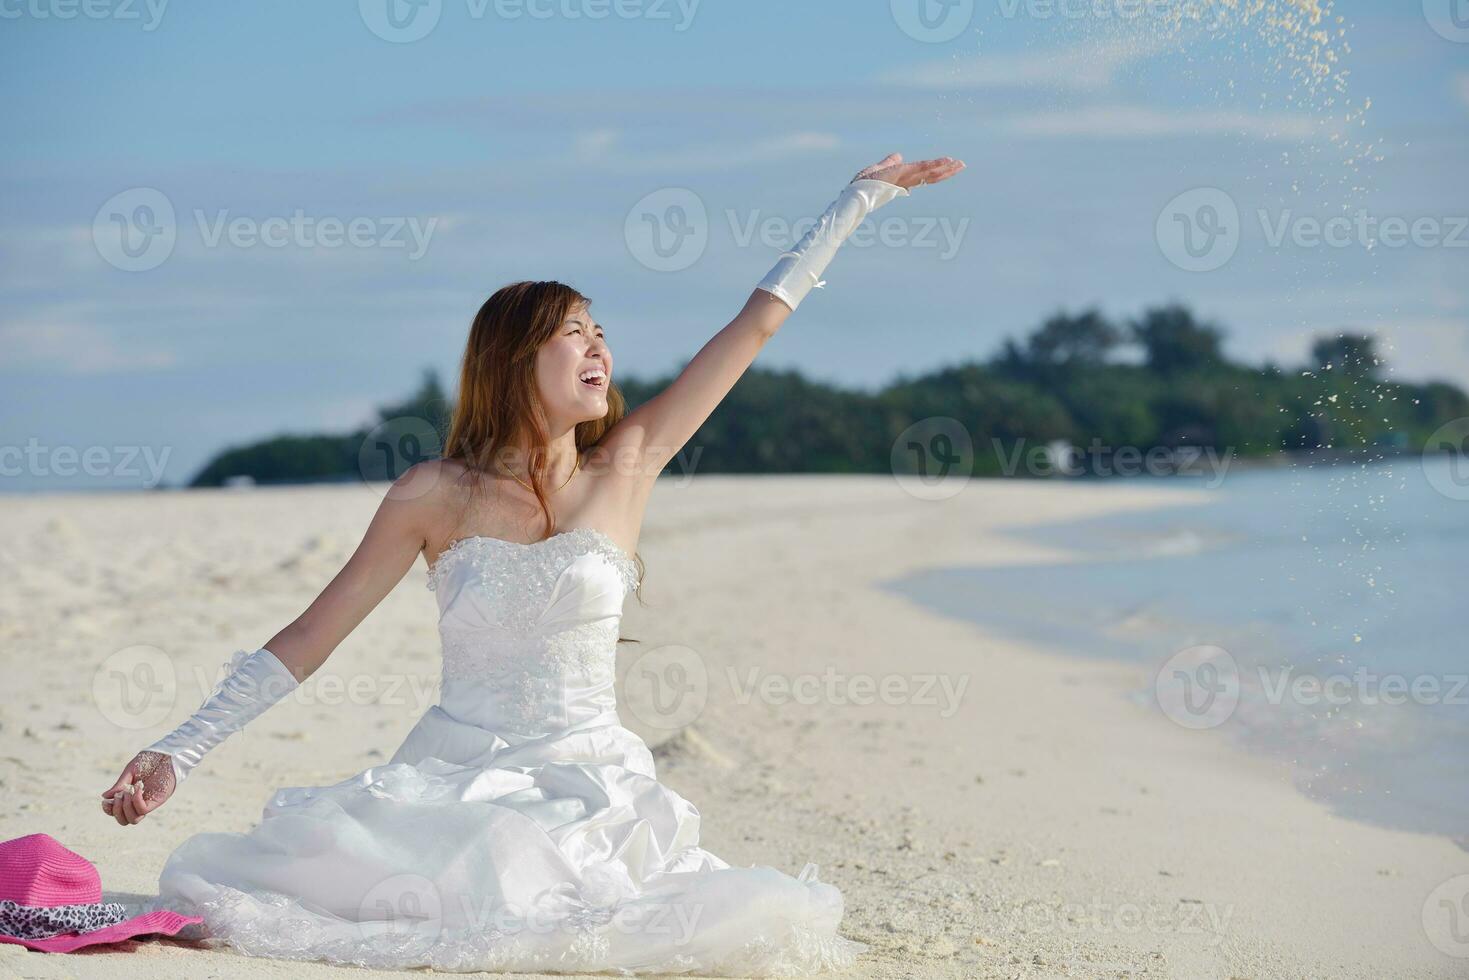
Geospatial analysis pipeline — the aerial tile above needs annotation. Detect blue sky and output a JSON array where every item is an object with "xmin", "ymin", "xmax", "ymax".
[{"xmin": 2, "ymin": 0, "xmax": 1466, "ymax": 490}]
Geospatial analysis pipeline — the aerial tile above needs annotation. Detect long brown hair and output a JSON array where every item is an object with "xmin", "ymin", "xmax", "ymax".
[{"xmin": 441, "ymin": 280, "xmax": 643, "ymax": 600}]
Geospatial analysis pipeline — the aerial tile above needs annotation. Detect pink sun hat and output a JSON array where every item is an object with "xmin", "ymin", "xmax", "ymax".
[{"xmin": 0, "ymin": 833, "xmax": 201, "ymax": 953}]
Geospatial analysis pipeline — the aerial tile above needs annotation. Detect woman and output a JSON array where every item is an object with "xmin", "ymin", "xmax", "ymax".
[{"xmin": 100, "ymin": 151, "xmax": 965, "ymax": 974}]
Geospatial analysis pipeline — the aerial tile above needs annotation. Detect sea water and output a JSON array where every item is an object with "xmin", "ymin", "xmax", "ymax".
[{"xmin": 882, "ymin": 458, "xmax": 1469, "ymax": 845}]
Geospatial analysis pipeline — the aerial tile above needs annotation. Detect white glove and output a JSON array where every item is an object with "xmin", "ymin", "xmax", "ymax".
[
  {"xmin": 144, "ymin": 647, "xmax": 299, "ymax": 785},
  {"xmin": 755, "ymin": 177, "xmax": 910, "ymax": 311}
]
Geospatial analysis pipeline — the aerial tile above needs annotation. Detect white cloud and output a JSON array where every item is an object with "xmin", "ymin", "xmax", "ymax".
[
  {"xmin": 575, "ymin": 128, "xmax": 619, "ymax": 159},
  {"xmin": 570, "ymin": 130, "xmax": 841, "ymax": 175},
  {"xmin": 997, "ymin": 104, "xmax": 1320, "ymax": 141},
  {"xmin": 0, "ymin": 320, "xmax": 177, "ymax": 375},
  {"xmin": 879, "ymin": 36, "xmax": 1171, "ymax": 92}
]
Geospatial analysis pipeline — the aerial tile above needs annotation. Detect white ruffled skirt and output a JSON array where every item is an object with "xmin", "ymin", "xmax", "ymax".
[{"xmin": 154, "ymin": 705, "xmax": 864, "ymax": 976}]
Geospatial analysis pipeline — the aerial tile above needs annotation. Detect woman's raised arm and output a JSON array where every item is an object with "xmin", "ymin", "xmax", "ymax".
[
  {"xmin": 602, "ymin": 153, "xmax": 964, "ymax": 477},
  {"xmin": 100, "ymin": 460, "xmax": 443, "ymax": 826}
]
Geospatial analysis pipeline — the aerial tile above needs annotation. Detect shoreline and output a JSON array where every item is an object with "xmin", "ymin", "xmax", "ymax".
[{"xmin": 0, "ymin": 444, "xmax": 1446, "ymax": 499}]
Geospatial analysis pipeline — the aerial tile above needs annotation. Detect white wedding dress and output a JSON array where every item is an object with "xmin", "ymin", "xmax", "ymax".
[{"xmin": 153, "ymin": 526, "xmax": 863, "ymax": 975}]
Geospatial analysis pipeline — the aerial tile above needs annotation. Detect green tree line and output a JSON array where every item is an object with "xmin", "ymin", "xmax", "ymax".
[{"xmin": 188, "ymin": 304, "xmax": 1468, "ymax": 486}]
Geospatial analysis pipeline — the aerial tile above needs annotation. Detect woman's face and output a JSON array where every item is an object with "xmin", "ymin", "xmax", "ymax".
[{"xmin": 534, "ymin": 302, "xmax": 612, "ymax": 427}]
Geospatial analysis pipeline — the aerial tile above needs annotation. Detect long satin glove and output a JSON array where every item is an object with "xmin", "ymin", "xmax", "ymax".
[
  {"xmin": 143, "ymin": 646, "xmax": 299, "ymax": 785},
  {"xmin": 755, "ymin": 177, "xmax": 910, "ymax": 311}
]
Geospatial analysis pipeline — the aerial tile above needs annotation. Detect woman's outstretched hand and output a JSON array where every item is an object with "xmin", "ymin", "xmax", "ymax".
[
  {"xmin": 100, "ymin": 750, "xmax": 176, "ymax": 826},
  {"xmin": 852, "ymin": 152, "xmax": 965, "ymax": 190}
]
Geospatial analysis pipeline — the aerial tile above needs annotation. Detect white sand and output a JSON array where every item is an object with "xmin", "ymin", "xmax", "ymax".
[{"xmin": 0, "ymin": 475, "xmax": 1461, "ymax": 979}]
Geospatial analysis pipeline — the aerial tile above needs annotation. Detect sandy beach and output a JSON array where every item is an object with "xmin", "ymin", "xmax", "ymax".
[{"xmin": 0, "ymin": 474, "xmax": 1462, "ymax": 979}]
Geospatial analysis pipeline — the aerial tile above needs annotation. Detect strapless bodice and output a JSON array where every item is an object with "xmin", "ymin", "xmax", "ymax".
[{"xmin": 424, "ymin": 527, "xmax": 640, "ymax": 735}]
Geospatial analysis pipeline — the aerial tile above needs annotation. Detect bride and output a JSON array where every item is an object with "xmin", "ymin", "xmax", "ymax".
[{"xmin": 99, "ymin": 152, "xmax": 964, "ymax": 975}]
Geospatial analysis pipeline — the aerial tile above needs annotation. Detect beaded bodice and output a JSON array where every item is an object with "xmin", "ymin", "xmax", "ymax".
[{"xmin": 425, "ymin": 527, "xmax": 639, "ymax": 735}]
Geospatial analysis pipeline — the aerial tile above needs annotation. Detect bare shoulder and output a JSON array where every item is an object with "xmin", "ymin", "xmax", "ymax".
[{"xmin": 382, "ymin": 458, "xmax": 474, "ymax": 548}]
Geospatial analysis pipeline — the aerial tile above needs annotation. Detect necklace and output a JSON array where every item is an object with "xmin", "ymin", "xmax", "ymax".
[{"xmin": 497, "ymin": 452, "xmax": 579, "ymax": 494}]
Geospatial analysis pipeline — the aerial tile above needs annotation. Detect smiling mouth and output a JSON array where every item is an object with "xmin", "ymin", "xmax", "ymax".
[{"xmin": 578, "ymin": 367, "xmax": 608, "ymax": 390}]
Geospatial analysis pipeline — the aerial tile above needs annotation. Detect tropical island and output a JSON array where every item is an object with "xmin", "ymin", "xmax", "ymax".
[{"xmin": 187, "ymin": 303, "xmax": 1469, "ymax": 487}]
